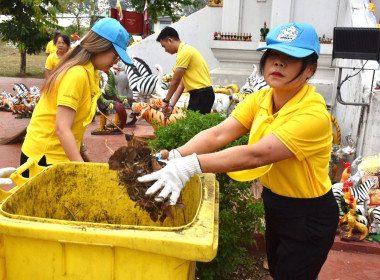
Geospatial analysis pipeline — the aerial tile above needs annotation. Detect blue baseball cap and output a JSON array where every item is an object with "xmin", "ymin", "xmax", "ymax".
[
  {"xmin": 92, "ymin": 18, "xmax": 133, "ymax": 65},
  {"xmin": 257, "ymin": 23, "xmax": 320, "ymax": 58}
]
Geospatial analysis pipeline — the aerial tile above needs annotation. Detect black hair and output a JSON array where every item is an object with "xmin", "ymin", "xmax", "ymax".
[
  {"xmin": 156, "ymin": 26, "xmax": 180, "ymax": 42},
  {"xmin": 59, "ymin": 35, "xmax": 71, "ymax": 47},
  {"xmin": 53, "ymin": 31, "xmax": 62, "ymax": 44},
  {"xmin": 259, "ymin": 50, "xmax": 318, "ymax": 83}
]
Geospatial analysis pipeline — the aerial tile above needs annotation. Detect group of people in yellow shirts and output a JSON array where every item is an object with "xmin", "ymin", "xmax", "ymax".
[{"xmin": 0, "ymin": 18, "xmax": 339, "ymax": 279}]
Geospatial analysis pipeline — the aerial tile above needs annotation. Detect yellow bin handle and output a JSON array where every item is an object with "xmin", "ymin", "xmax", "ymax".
[{"xmin": 0, "ymin": 158, "xmax": 45, "ymax": 202}]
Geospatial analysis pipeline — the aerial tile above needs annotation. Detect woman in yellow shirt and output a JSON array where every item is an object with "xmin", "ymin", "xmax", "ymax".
[
  {"xmin": 45, "ymin": 31, "xmax": 61, "ymax": 55},
  {"xmin": 21, "ymin": 18, "xmax": 133, "ymax": 174},
  {"xmin": 45, "ymin": 34, "xmax": 71, "ymax": 78},
  {"xmin": 139, "ymin": 23, "xmax": 339, "ymax": 280}
]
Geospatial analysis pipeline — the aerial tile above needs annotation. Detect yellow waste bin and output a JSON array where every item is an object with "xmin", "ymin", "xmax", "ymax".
[{"xmin": 0, "ymin": 162, "xmax": 219, "ymax": 280}]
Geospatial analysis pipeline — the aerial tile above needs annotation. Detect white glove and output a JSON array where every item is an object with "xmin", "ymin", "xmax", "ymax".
[
  {"xmin": 168, "ymin": 149, "xmax": 182, "ymax": 160},
  {"xmin": 138, "ymin": 153, "xmax": 202, "ymax": 205},
  {"xmin": 0, "ymin": 167, "xmax": 16, "ymax": 187}
]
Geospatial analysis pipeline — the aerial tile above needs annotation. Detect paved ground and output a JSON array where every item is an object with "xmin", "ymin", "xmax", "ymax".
[{"xmin": 1, "ymin": 77, "xmax": 380, "ymax": 280}]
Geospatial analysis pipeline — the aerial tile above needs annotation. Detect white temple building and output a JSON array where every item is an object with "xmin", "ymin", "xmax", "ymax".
[{"xmin": 128, "ymin": 0, "xmax": 380, "ymax": 158}]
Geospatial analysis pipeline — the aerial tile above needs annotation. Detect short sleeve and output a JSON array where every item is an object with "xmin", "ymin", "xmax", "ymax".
[
  {"xmin": 176, "ymin": 47, "xmax": 191, "ymax": 69},
  {"xmin": 230, "ymin": 90, "xmax": 268, "ymax": 129},
  {"xmin": 273, "ymin": 110, "xmax": 332, "ymax": 161},
  {"xmin": 57, "ymin": 68, "xmax": 88, "ymax": 111},
  {"xmin": 45, "ymin": 54, "xmax": 54, "ymax": 70}
]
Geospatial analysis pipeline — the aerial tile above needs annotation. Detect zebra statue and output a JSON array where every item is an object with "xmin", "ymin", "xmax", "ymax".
[
  {"xmin": 125, "ymin": 62, "xmax": 168, "ymax": 102},
  {"xmin": 132, "ymin": 57, "xmax": 152, "ymax": 77},
  {"xmin": 239, "ymin": 64, "xmax": 270, "ymax": 94},
  {"xmin": 369, "ymin": 206, "xmax": 380, "ymax": 234},
  {"xmin": 13, "ymin": 83, "xmax": 30, "ymax": 105},
  {"xmin": 332, "ymin": 182, "xmax": 344, "ymax": 216},
  {"xmin": 350, "ymin": 178, "xmax": 377, "ymax": 204}
]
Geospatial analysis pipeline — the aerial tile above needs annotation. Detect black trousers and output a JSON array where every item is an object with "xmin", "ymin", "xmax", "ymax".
[
  {"xmin": 262, "ymin": 187, "xmax": 339, "ymax": 280},
  {"xmin": 20, "ymin": 152, "xmax": 49, "ymax": 177},
  {"xmin": 188, "ymin": 86, "xmax": 215, "ymax": 114}
]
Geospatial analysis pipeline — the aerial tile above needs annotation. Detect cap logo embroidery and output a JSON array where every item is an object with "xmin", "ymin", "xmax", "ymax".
[{"xmin": 276, "ymin": 26, "xmax": 298, "ymax": 42}]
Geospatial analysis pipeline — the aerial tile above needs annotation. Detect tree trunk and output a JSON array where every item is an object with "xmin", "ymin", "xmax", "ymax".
[{"xmin": 20, "ymin": 52, "xmax": 26, "ymax": 75}]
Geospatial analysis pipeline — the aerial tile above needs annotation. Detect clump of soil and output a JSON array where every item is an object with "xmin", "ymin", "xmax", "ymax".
[{"xmin": 108, "ymin": 146, "xmax": 184, "ymax": 222}]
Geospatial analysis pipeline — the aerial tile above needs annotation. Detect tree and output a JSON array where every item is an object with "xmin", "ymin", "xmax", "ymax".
[
  {"xmin": 129, "ymin": 0, "xmax": 206, "ymax": 23},
  {"xmin": 0, "ymin": 0, "xmax": 63, "ymax": 75},
  {"xmin": 182, "ymin": 0, "xmax": 208, "ymax": 16}
]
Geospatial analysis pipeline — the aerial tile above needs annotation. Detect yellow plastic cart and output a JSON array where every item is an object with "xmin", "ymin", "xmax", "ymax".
[{"xmin": 0, "ymin": 161, "xmax": 219, "ymax": 280}]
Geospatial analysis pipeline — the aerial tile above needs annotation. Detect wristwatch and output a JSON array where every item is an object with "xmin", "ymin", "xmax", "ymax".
[{"xmin": 163, "ymin": 98, "xmax": 169, "ymax": 103}]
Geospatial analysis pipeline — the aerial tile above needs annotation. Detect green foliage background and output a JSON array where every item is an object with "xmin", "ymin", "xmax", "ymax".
[{"xmin": 149, "ymin": 110, "xmax": 265, "ymax": 279}]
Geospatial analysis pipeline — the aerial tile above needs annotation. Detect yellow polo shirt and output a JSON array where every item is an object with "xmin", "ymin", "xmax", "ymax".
[
  {"xmin": 45, "ymin": 40, "xmax": 57, "ymax": 55},
  {"xmin": 22, "ymin": 61, "xmax": 102, "ymax": 164},
  {"xmin": 229, "ymin": 84, "xmax": 332, "ymax": 198},
  {"xmin": 176, "ymin": 42, "xmax": 211, "ymax": 91},
  {"xmin": 45, "ymin": 52, "xmax": 60, "ymax": 70}
]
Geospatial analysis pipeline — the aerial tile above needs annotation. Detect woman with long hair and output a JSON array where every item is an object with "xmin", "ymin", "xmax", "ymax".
[{"xmin": 20, "ymin": 18, "xmax": 133, "ymax": 174}]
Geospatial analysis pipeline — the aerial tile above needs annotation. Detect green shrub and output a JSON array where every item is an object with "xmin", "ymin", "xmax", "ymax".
[{"xmin": 148, "ymin": 110, "xmax": 265, "ymax": 279}]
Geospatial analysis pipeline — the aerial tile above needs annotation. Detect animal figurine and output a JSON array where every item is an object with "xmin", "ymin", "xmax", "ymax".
[
  {"xmin": 0, "ymin": 94, "xmax": 13, "ymax": 112},
  {"xmin": 340, "ymin": 195, "xmax": 368, "ymax": 240},
  {"xmin": 212, "ymin": 93, "xmax": 234, "ymax": 116},
  {"xmin": 349, "ymin": 178, "xmax": 377, "ymax": 204},
  {"xmin": 112, "ymin": 61, "xmax": 133, "ymax": 107},
  {"xmin": 71, "ymin": 32, "xmax": 81, "ymax": 48},
  {"xmin": 239, "ymin": 64, "xmax": 269, "ymax": 94},
  {"xmin": 368, "ymin": 206, "xmax": 380, "ymax": 235},
  {"xmin": 9, "ymin": 83, "xmax": 39, "ymax": 118},
  {"xmin": 340, "ymin": 162, "xmax": 352, "ymax": 182},
  {"xmin": 125, "ymin": 58, "xmax": 169, "ymax": 102},
  {"xmin": 92, "ymin": 70, "xmax": 128, "ymax": 135},
  {"xmin": 213, "ymin": 84, "xmax": 240, "ymax": 95},
  {"xmin": 347, "ymin": 156, "xmax": 364, "ymax": 187},
  {"xmin": 130, "ymin": 102, "xmax": 185, "ymax": 128}
]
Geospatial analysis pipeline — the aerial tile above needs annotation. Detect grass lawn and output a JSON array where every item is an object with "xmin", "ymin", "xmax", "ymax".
[{"xmin": 0, "ymin": 42, "xmax": 46, "ymax": 79}]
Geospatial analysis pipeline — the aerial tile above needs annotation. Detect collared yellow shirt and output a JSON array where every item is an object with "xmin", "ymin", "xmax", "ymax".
[
  {"xmin": 45, "ymin": 40, "xmax": 57, "ymax": 54},
  {"xmin": 22, "ymin": 61, "xmax": 102, "ymax": 164},
  {"xmin": 229, "ymin": 83, "xmax": 332, "ymax": 198},
  {"xmin": 45, "ymin": 52, "xmax": 60, "ymax": 71},
  {"xmin": 176, "ymin": 41, "xmax": 211, "ymax": 91}
]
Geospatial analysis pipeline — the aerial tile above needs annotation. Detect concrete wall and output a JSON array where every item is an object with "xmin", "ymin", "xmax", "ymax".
[
  {"xmin": 330, "ymin": 0, "xmax": 380, "ymax": 157},
  {"xmin": 127, "ymin": 6, "xmax": 222, "ymax": 76}
]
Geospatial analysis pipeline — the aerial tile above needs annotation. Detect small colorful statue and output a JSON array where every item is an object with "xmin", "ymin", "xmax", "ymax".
[
  {"xmin": 260, "ymin": 21, "xmax": 270, "ymax": 42},
  {"xmin": 92, "ymin": 70, "xmax": 128, "ymax": 135},
  {"xmin": 340, "ymin": 193, "xmax": 368, "ymax": 240}
]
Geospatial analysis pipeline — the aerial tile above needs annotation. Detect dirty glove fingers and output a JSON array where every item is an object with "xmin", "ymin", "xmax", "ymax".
[
  {"xmin": 169, "ymin": 190, "xmax": 181, "ymax": 205},
  {"xmin": 155, "ymin": 183, "xmax": 176, "ymax": 202},
  {"xmin": 0, "ymin": 167, "xmax": 17, "ymax": 178},
  {"xmin": 145, "ymin": 178, "xmax": 165, "ymax": 195},
  {"xmin": 138, "ymin": 170, "xmax": 162, "ymax": 183}
]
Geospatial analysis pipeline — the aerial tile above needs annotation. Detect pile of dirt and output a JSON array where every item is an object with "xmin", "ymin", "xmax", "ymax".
[{"xmin": 108, "ymin": 146, "xmax": 183, "ymax": 222}]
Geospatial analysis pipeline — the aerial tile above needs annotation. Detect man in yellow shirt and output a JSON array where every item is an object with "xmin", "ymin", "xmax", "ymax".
[{"xmin": 156, "ymin": 27, "xmax": 214, "ymax": 116}]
